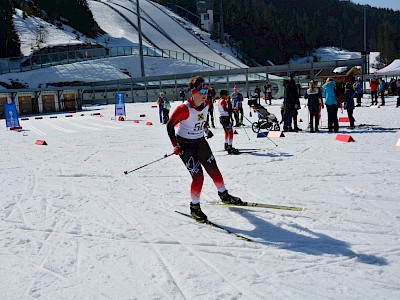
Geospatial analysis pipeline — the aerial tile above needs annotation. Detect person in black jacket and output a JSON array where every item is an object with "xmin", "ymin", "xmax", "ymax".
[
  {"xmin": 304, "ymin": 80, "xmax": 323, "ymax": 132},
  {"xmin": 283, "ymin": 73, "xmax": 301, "ymax": 132},
  {"xmin": 344, "ymin": 82, "xmax": 356, "ymax": 129},
  {"xmin": 254, "ymin": 85, "xmax": 261, "ymax": 105},
  {"xmin": 179, "ymin": 88, "xmax": 186, "ymax": 103}
]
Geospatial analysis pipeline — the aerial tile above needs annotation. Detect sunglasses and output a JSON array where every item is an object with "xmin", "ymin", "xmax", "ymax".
[{"xmin": 196, "ymin": 83, "xmax": 209, "ymax": 94}]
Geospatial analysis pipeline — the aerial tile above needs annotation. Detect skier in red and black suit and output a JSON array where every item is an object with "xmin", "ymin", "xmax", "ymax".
[
  {"xmin": 166, "ymin": 76, "xmax": 242, "ymax": 222},
  {"xmin": 218, "ymin": 89, "xmax": 239, "ymax": 154}
]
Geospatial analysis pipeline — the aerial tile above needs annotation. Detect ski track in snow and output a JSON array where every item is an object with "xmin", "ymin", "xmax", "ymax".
[
  {"xmin": 1, "ymin": 98, "xmax": 400, "ymax": 299},
  {"xmin": 40, "ymin": 118, "xmax": 76, "ymax": 133},
  {"xmin": 5, "ymin": 0, "xmax": 400, "ymax": 297}
]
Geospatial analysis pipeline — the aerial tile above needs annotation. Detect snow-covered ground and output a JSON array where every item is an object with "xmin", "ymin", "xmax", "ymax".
[
  {"xmin": 1, "ymin": 95, "xmax": 400, "ymax": 299},
  {"xmin": 2, "ymin": 4, "xmax": 400, "ymax": 297}
]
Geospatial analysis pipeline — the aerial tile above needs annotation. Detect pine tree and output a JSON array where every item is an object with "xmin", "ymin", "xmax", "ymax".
[{"xmin": 0, "ymin": 0, "xmax": 21, "ymax": 58}]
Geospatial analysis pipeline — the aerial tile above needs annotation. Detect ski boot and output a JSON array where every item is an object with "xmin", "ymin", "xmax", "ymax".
[
  {"xmin": 224, "ymin": 143, "xmax": 229, "ymax": 151},
  {"xmin": 218, "ymin": 190, "xmax": 243, "ymax": 205},
  {"xmin": 190, "ymin": 203, "xmax": 208, "ymax": 222},
  {"xmin": 227, "ymin": 145, "xmax": 239, "ymax": 155}
]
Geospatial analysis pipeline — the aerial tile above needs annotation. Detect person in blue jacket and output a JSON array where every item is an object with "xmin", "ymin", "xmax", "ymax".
[
  {"xmin": 353, "ymin": 77, "xmax": 363, "ymax": 107},
  {"xmin": 322, "ymin": 78, "xmax": 339, "ymax": 132},
  {"xmin": 231, "ymin": 86, "xmax": 244, "ymax": 127},
  {"xmin": 378, "ymin": 78, "xmax": 386, "ymax": 106}
]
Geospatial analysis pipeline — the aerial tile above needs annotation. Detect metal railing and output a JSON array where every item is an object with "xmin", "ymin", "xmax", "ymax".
[
  {"xmin": 1, "ymin": 58, "xmax": 364, "ymax": 105},
  {"xmin": 0, "ymin": 45, "xmax": 235, "ymax": 75}
]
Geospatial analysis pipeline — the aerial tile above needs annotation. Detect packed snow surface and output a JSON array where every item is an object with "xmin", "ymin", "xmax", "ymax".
[
  {"xmin": 1, "ymin": 95, "xmax": 399, "ymax": 299},
  {"xmin": 3, "ymin": 1, "xmax": 400, "ymax": 298}
]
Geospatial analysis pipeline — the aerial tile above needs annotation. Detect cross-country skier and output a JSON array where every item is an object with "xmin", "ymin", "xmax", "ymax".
[
  {"xmin": 166, "ymin": 76, "xmax": 242, "ymax": 222},
  {"xmin": 218, "ymin": 89, "xmax": 239, "ymax": 154}
]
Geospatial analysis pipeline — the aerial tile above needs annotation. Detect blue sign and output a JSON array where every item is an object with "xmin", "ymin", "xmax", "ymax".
[
  {"xmin": 257, "ymin": 131, "xmax": 268, "ymax": 138},
  {"xmin": 115, "ymin": 92, "xmax": 126, "ymax": 117},
  {"xmin": 3, "ymin": 102, "xmax": 20, "ymax": 128}
]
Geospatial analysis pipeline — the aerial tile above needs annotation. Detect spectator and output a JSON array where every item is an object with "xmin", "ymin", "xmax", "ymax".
[
  {"xmin": 378, "ymin": 78, "xmax": 386, "ymax": 106},
  {"xmin": 304, "ymin": 80, "xmax": 322, "ymax": 133},
  {"xmin": 353, "ymin": 77, "xmax": 363, "ymax": 107},
  {"xmin": 254, "ymin": 85, "xmax": 261, "ymax": 105},
  {"xmin": 231, "ymin": 86, "xmax": 244, "ymax": 127},
  {"xmin": 397, "ymin": 79, "xmax": 400, "ymax": 95},
  {"xmin": 322, "ymin": 78, "xmax": 339, "ymax": 133},
  {"xmin": 264, "ymin": 82, "xmax": 272, "ymax": 105},
  {"xmin": 283, "ymin": 73, "xmax": 301, "ymax": 132},
  {"xmin": 389, "ymin": 79, "xmax": 397, "ymax": 96},
  {"xmin": 162, "ymin": 96, "xmax": 171, "ymax": 124},
  {"xmin": 369, "ymin": 78, "xmax": 379, "ymax": 106},
  {"xmin": 344, "ymin": 82, "xmax": 356, "ymax": 129},
  {"xmin": 207, "ymin": 87, "xmax": 216, "ymax": 128},
  {"xmin": 179, "ymin": 88, "xmax": 186, "ymax": 103},
  {"xmin": 263, "ymin": 83, "xmax": 268, "ymax": 104},
  {"xmin": 157, "ymin": 92, "xmax": 165, "ymax": 123}
]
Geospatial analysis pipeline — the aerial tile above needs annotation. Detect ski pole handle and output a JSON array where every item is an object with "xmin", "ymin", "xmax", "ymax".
[{"xmin": 124, "ymin": 153, "xmax": 174, "ymax": 175}]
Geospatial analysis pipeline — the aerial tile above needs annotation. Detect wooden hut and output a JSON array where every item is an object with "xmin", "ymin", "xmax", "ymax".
[
  {"xmin": 15, "ymin": 92, "xmax": 36, "ymax": 115},
  {"xmin": 39, "ymin": 91, "xmax": 58, "ymax": 113},
  {"xmin": 0, "ymin": 93, "xmax": 11, "ymax": 119},
  {"xmin": 316, "ymin": 66, "xmax": 361, "ymax": 84}
]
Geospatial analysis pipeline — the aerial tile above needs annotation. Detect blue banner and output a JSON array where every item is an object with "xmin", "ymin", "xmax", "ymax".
[
  {"xmin": 115, "ymin": 92, "xmax": 126, "ymax": 117},
  {"xmin": 3, "ymin": 102, "xmax": 20, "ymax": 128}
]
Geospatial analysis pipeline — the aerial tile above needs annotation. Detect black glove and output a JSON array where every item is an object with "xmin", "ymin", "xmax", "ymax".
[{"xmin": 206, "ymin": 129, "xmax": 214, "ymax": 139}]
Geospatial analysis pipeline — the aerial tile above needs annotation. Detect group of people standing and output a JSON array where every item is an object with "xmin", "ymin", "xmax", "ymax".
[
  {"xmin": 353, "ymin": 77, "xmax": 400, "ymax": 108},
  {"xmin": 369, "ymin": 77, "xmax": 389, "ymax": 106},
  {"xmin": 286, "ymin": 74, "xmax": 358, "ymax": 133}
]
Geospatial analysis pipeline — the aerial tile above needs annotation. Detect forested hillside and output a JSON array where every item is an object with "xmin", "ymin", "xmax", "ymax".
[
  {"xmin": 30, "ymin": 0, "xmax": 103, "ymax": 38},
  {"xmin": 157, "ymin": 0, "xmax": 400, "ymax": 65},
  {"xmin": 0, "ymin": 0, "xmax": 104, "ymax": 58},
  {"xmin": 0, "ymin": 0, "xmax": 21, "ymax": 58}
]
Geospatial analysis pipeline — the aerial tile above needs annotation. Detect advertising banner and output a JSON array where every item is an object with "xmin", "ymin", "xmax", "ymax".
[
  {"xmin": 3, "ymin": 102, "xmax": 20, "ymax": 128},
  {"xmin": 115, "ymin": 92, "xmax": 126, "ymax": 118}
]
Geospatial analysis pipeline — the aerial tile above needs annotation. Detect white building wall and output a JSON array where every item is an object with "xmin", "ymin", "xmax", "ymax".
[{"xmin": 200, "ymin": 10, "xmax": 214, "ymax": 32}]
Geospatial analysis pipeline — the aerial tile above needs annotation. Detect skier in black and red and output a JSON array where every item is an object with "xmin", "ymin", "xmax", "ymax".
[
  {"xmin": 166, "ymin": 76, "xmax": 242, "ymax": 222},
  {"xmin": 218, "ymin": 89, "xmax": 239, "ymax": 154}
]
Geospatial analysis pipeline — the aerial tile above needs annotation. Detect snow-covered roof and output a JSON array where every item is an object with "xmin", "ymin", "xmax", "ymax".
[{"xmin": 374, "ymin": 59, "xmax": 400, "ymax": 76}]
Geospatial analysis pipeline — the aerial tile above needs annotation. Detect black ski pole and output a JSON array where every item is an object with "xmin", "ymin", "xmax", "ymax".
[
  {"xmin": 266, "ymin": 136, "xmax": 278, "ymax": 147},
  {"xmin": 242, "ymin": 125, "xmax": 251, "ymax": 140},
  {"xmin": 124, "ymin": 153, "xmax": 174, "ymax": 175},
  {"xmin": 244, "ymin": 114, "xmax": 277, "ymax": 146},
  {"xmin": 243, "ymin": 115, "xmax": 253, "ymax": 124}
]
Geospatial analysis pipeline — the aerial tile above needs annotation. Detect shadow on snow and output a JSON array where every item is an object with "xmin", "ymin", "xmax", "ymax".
[{"xmin": 224, "ymin": 208, "xmax": 388, "ymax": 266}]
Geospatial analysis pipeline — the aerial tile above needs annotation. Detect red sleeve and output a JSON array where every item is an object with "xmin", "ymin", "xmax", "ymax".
[{"xmin": 166, "ymin": 104, "xmax": 189, "ymax": 146}]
